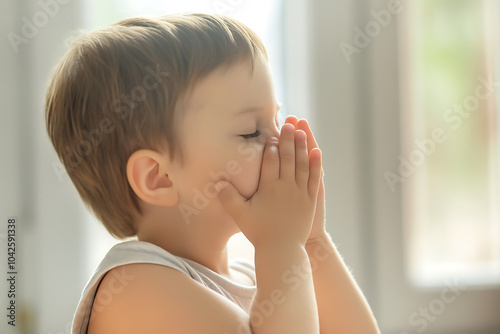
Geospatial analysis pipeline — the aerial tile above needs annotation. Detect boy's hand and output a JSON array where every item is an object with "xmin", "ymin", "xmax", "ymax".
[
  {"xmin": 216, "ymin": 123, "xmax": 322, "ymax": 249},
  {"xmin": 284, "ymin": 116, "xmax": 327, "ymax": 242}
]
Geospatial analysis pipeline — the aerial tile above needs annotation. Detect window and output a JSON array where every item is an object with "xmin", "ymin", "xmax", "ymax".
[
  {"xmin": 301, "ymin": 0, "xmax": 500, "ymax": 331},
  {"xmin": 402, "ymin": 0, "xmax": 500, "ymax": 287}
]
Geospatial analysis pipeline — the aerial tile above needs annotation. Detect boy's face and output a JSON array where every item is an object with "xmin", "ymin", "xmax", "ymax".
[{"xmin": 171, "ymin": 56, "xmax": 281, "ymax": 223}]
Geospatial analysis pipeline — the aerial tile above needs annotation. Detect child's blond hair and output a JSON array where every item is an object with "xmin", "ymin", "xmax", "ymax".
[{"xmin": 45, "ymin": 13, "xmax": 267, "ymax": 238}]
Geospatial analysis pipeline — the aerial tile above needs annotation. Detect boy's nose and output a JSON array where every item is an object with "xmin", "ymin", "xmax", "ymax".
[{"xmin": 261, "ymin": 121, "xmax": 282, "ymax": 143}]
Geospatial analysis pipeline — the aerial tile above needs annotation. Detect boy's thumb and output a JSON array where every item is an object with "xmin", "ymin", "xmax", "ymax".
[{"xmin": 215, "ymin": 180, "xmax": 245, "ymax": 218}]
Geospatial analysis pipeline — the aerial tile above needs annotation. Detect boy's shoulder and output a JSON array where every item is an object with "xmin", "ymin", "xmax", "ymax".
[{"xmin": 88, "ymin": 263, "xmax": 251, "ymax": 334}]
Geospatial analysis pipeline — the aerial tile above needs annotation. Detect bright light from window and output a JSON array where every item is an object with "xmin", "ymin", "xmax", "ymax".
[{"xmin": 403, "ymin": 0, "xmax": 500, "ymax": 287}]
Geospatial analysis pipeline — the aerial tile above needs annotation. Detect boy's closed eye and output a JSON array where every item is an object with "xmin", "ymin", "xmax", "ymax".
[{"xmin": 240, "ymin": 130, "xmax": 262, "ymax": 140}]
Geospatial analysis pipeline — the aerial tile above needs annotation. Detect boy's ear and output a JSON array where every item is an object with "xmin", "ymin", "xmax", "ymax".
[{"xmin": 126, "ymin": 149, "xmax": 178, "ymax": 207}]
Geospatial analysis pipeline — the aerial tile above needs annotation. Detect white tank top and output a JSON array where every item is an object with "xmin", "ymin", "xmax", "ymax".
[{"xmin": 71, "ymin": 240, "xmax": 256, "ymax": 334}]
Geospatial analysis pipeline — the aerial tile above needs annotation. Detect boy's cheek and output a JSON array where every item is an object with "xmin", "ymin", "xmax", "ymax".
[
  {"xmin": 236, "ymin": 139, "xmax": 265, "ymax": 165},
  {"xmin": 232, "ymin": 156, "xmax": 262, "ymax": 199}
]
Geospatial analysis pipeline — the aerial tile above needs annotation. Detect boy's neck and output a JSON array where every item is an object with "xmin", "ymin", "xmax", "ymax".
[{"xmin": 135, "ymin": 206, "xmax": 238, "ymax": 277}]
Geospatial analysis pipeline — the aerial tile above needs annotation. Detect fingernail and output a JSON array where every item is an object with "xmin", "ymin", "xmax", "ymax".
[
  {"xmin": 296, "ymin": 131, "xmax": 306, "ymax": 140},
  {"xmin": 269, "ymin": 136, "xmax": 279, "ymax": 144}
]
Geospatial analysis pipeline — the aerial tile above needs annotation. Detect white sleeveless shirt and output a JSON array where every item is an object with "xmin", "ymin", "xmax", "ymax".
[{"xmin": 71, "ymin": 240, "xmax": 256, "ymax": 334}]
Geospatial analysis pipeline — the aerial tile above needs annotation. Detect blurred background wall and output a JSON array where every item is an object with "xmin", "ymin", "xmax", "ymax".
[{"xmin": 1, "ymin": 0, "xmax": 499, "ymax": 333}]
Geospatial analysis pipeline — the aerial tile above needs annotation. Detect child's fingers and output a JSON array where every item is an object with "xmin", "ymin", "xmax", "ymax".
[
  {"xmin": 259, "ymin": 136, "xmax": 280, "ymax": 185},
  {"xmin": 295, "ymin": 130, "xmax": 309, "ymax": 188},
  {"xmin": 307, "ymin": 148, "xmax": 322, "ymax": 199},
  {"xmin": 297, "ymin": 119, "xmax": 319, "ymax": 153},
  {"xmin": 279, "ymin": 124, "xmax": 296, "ymax": 180},
  {"xmin": 285, "ymin": 115, "xmax": 298, "ymax": 128}
]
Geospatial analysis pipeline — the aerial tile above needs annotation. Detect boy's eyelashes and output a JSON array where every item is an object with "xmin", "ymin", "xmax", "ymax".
[{"xmin": 240, "ymin": 130, "xmax": 261, "ymax": 140}]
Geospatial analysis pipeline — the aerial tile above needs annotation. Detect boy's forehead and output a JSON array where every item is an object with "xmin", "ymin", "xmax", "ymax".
[{"xmin": 181, "ymin": 59, "xmax": 270, "ymax": 117}]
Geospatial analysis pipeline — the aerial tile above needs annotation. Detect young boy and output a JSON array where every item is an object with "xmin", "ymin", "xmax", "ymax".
[{"xmin": 45, "ymin": 13, "xmax": 379, "ymax": 334}]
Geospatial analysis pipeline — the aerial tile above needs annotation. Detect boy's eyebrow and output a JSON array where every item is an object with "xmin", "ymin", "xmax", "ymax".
[{"xmin": 235, "ymin": 103, "xmax": 281, "ymax": 117}]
